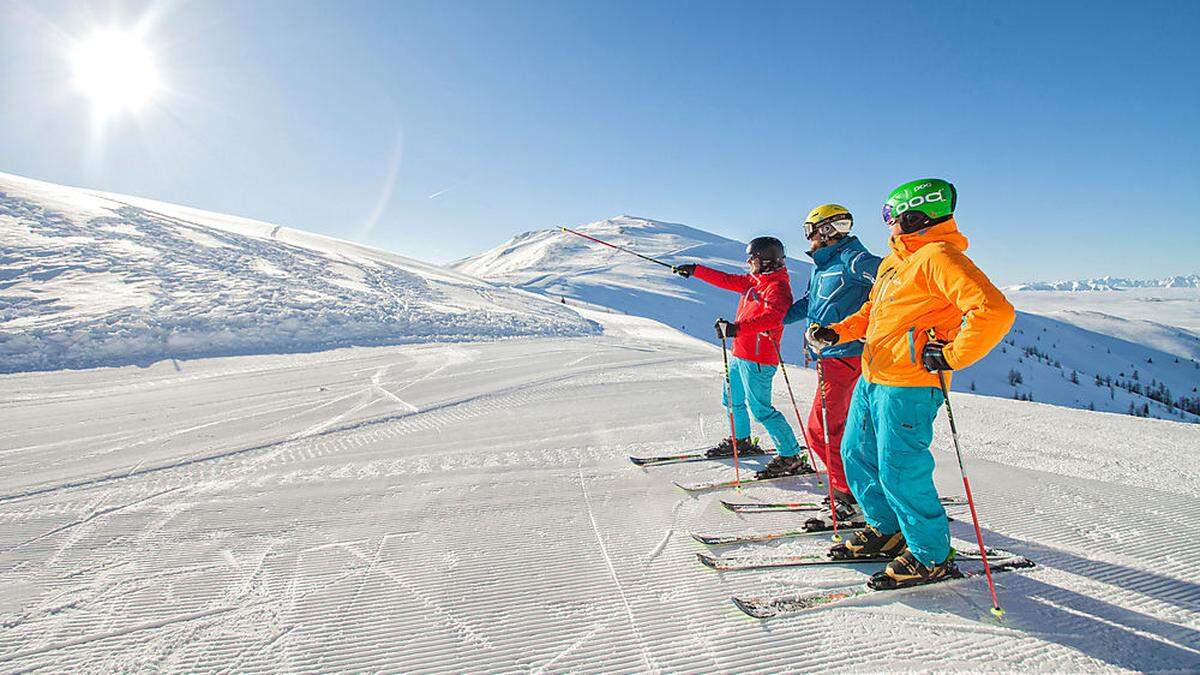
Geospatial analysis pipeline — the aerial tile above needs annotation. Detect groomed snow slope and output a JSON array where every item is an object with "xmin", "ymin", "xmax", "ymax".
[
  {"xmin": 1, "ymin": 308, "xmax": 1197, "ymax": 672},
  {"xmin": 450, "ymin": 215, "xmax": 813, "ymax": 357},
  {"xmin": 0, "ymin": 172, "xmax": 597, "ymax": 373}
]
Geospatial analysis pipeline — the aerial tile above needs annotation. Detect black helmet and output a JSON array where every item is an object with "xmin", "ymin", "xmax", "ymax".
[{"xmin": 746, "ymin": 236, "xmax": 785, "ymax": 269}]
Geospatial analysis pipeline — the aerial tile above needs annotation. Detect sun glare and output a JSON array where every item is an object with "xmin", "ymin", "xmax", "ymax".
[{"xmin": 71, "ymin": 30, "xmax": 160, "ymax": 116}]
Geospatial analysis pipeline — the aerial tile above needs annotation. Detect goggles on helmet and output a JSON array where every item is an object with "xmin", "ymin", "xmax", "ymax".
[
  {"xmin": 883, "ymin": 204, "xmax": 933, "ymax": 233},
  {"xmin": 803, "ymin": 215, "xmax": 851, "ymax": 240}
]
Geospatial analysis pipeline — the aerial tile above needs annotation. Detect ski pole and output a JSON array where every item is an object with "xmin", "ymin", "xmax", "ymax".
[
  {"xmin": 719, "ymin": 334, "xmax": 743, "ymax": 488},
  {"xmin": 767, "ymin": 336, "xmax": 818, "ymax": 473},
  {"xmin": 770, "ymin": 336, "xmax": 839, "ymax": 540},
  {"xmin": 560, "ymin": 227, "xmax": 678, "ymax": 271},
  {"xmin": 928, "ymin": 329, "xmax": 1004, "ymax": 618},
  {"xmin": 814, "ymin": 356, "xmax": 843, "ymax": 541}
]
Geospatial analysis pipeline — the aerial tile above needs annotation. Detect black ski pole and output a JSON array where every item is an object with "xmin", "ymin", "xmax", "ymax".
[{"xmin": 560, "ymin": 227, "xmax": 678, "ymax": 271}]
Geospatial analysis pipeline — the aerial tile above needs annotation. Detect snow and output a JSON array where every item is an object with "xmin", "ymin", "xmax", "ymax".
[
  {"xmin": 1, "ymin": 308, "xmax": 1197, "ymax": 671},
  {"xmin": 451, "ymin": 215, "xmax": 814, "ymax": 357},
  {"xmin": 0, "ymin": 172, "xmax": 597, "ymax": 373},
  {"xmin": 2, "ymin": 174, "xmax": 1199, "ymax": 670}
]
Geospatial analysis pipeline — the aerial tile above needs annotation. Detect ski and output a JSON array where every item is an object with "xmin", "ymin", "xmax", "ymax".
[
  {"xmin": 731, "ymin": 557, "xmax": 1036, "ymax": 619},
  {"xmin": 673, "ymin": 471, "xmax": 822, "ymax": 493},
  {"xmin": 690, "ymin": 523, "xmax": 867, "ymax": 546},
  {"xmin": 629, "ymin": 447, "xmax": 772, "ymax": 467},
  {"xmin": 698, "ymin": 547, "xmax": 1012, "ymax": 572},
  {"xmin": 721, "ymin": 494, "xmax": 967, "ymax": 514},
  {"xmin": 720, "ymin": 499, "xmax": 820, "ymax": 513}
]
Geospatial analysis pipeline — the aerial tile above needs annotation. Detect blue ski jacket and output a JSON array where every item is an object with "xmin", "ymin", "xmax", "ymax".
[{"xmin": 783, "ymin": 235, "xmax": 881, "ymax": 359}]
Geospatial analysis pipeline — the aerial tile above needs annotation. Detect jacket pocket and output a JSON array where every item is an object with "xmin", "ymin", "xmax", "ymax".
[{"xmin": 907, "ymin": 328, "xmax": 917, "ymax": 364}]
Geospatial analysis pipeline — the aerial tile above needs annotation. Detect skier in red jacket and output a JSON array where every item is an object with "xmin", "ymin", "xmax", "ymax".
[{"xmin": 675, "ymin": 237, "xmax": 809, "ymax": 472}]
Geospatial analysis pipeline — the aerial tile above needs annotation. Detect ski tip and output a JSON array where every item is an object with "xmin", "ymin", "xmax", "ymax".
[
  {"xmin": 628, "ymin": 456, "xmax": 649, "ymax": 466},
  {"xmin": 690, "ymin": 533, "xmax": 715, "ymax": 545},
  {"xmin": 696, "ymin": 552, "xmax": 720, "ymax": 569},
  {"xmin": 731, "ymin": 596, "xmax": 772, "ymax": 619}
]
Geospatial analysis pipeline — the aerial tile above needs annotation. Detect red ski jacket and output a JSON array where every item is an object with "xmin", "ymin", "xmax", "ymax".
[{"xmin": 693, "ymin": 265, "xmax": 793, "ymax": 365}]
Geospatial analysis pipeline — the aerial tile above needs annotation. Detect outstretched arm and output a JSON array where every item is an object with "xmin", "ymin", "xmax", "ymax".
[{"xmin": 692, "ymin": 265, "xmax": 753, "ymax": 293}]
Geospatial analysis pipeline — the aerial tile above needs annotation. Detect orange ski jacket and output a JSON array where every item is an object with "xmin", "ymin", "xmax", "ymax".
[{"xmin": 828, "ymin": 218, "xmax": 1014, "ymax": 388}]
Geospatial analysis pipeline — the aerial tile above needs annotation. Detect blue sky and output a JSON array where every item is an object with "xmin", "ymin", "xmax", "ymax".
[{"xmin": 1, "ymin": 0, "xmax": 1197, "ymax": 283}]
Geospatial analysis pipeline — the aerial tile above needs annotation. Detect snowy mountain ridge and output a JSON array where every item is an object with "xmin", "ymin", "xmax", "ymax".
[
  {"xmin": 0, "ymin": 172, "xmax": 600, "ymax": 373},
  {"xmin": 1006, "ymin": 274, "xmax": 1200, "ymax": 291},
  {"xmin": 452, "ymin": 215, "xmax": 814, "ymax": 357}
]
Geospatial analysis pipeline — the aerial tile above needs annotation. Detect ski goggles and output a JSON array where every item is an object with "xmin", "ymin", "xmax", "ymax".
[
  {"xmin": 803, "ymin": 215, "xmax": 851, "ymax": 240},
  {"xmin": 882, "ymin": 204, "xmax": 932, "ymax": 231}
]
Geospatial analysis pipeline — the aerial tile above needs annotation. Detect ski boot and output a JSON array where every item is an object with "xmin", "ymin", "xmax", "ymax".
[
  {"xmin": 828, "ymin": 525, "xmax": 906, "ymax": 560},
  {"xmin": 705, "ymin": 436, "xmax": 761, "ymax": 459},
  {"xmin": 804, "ymin": 491, "xmax": 864, "ymax": 530},
  {"xmin": 753, "ymin": 453, "xmax": 814, "ymax": 480},
  {"xmin": 868, "ymin": 549, "xmax": 963, "ymax": 590}
]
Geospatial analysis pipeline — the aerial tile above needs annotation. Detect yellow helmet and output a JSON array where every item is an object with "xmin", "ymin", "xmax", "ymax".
[{"xmin": 803, "ymin": 204, "xmax": 853, "ymax": 240}]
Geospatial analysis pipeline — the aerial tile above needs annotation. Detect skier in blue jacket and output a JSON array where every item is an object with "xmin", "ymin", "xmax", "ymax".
[{"xmin": 761, "ymin": 204, "xmax": 880, "ymax": 528}]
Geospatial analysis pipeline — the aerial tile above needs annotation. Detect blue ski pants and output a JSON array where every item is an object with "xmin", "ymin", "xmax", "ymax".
[
  {"xmin": 722, "ymin": 356, "xmax": 801, "ymax": 456},
  {"xmin": 841, "ymin": 378, "xmax": 951, "ymax": 565}
]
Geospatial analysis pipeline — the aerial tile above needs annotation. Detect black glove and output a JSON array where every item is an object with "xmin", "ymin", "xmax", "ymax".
[
  {"xmin": 922, "ymin": 340, "xmax": 954, "ymax": 372},
  {"xmin": 805, "ymin": 323, "xmax": 839, "ymax": 350},
  {"xmin": 673, "ymin": 264, "xmax": 696, "ymax": 278},
  {"xmin": 714, "ymin": 318, "xmax": 738, "ymax": 339}
]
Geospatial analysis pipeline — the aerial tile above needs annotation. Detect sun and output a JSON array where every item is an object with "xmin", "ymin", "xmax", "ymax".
[{"xmin": 71, "ymin": 29, "xmax": 160, "ymax": 116}]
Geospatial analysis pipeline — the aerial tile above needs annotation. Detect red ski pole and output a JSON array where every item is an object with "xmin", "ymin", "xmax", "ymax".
[
  {"xmin": 768, "ymin": 336, "xmax": 818, "ymax": 472},
  {"xmin": 814, "ymin": 356, "xmax": 843, "ymax": 541},
  {"xmin": 929, "ymin": 329, "xmax": 1004, "ymax": 618},
  {"xmin": 560, "ymin": 226, "xmax": 678, "ymax": 271},
  {"xmin": 719, "ymin": 334, "xmax": 742, "ymax": 488},
  {"xmin": 770, "ymin": 336, "xmax": 840, "ymax": 540}
]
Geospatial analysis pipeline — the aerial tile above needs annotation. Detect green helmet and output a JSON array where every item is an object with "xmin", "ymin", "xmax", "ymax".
[{"xmin": 882, "ymin": 178, "xmax": 957, "ymax": 233}]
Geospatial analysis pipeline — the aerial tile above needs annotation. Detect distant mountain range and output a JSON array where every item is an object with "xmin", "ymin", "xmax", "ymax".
[{"xmin": 1006, "ymin": 275, "xmax": 1200, "ymax": 291}]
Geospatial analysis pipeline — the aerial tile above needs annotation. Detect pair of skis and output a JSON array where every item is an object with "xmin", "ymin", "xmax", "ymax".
[
  {"xmin": 628, "ymin": 446, "xmax": 772, "ymax": 467},
  {"xmin": 718, "ymin": 494, "xmax": 967, "ymax": 514},
  {"xmin": 697, "ymin": 546, "xmax": 1010, "ymax": 572},
  {"xmin": 730, "ymin": 556, "xmax": 1036, "ymax": 618}
]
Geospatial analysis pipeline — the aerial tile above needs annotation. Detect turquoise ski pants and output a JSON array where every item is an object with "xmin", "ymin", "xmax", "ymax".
[
  {"xmin": 840, "ymin": 378, "xmax": 951, "ymax": 565},
  {"xmin": 722, "ymin": 356, "xmax": 801, "ymax": 456}
]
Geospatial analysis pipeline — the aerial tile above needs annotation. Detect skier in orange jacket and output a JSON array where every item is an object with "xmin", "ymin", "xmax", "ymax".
[{"xmin": 807, "ymin": 179, "xmax": 1015, "ymax": 589}]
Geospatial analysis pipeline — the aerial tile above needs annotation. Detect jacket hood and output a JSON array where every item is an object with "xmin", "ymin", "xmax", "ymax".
[
  {"xmin": 888, "ymin": 217, "xmax": 969, "ymax": 259},
  {"xmin": 807, "ymin": 235, "xmax": 867, "ymax": 267}
]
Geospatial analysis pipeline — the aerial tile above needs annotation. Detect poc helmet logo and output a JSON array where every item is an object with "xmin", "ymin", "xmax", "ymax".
[{"xmin": 892, "ymin": 189, "xmax": 946, "ymax": 215}]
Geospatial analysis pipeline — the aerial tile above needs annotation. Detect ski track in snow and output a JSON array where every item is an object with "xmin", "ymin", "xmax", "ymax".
[{"xmin": 0, "ymin": 313, "xmax": 1198, "ymax": 670}]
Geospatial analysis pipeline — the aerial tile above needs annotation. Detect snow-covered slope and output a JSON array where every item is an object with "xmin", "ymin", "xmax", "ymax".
[
  {"xmin": 0, "ymin": 172, "xmax": 597, "ymax": 373},
  {"xmin": 451, "ymin": 215, "xmax": 813, "ymax": 356},
  {"xmin": 1, "ymin": 309, "xmax": 1197, "ymax": 671}
]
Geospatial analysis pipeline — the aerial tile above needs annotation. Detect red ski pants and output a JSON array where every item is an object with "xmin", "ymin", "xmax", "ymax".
[{"xmin": 804, "ymin": 357, "xmax": 862, "ymax": 495}]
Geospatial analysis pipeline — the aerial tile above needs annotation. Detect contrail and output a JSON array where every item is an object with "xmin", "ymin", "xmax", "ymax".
[{"xmin": 427, "ymin": 186, "xmax": 453, "ymax": 200}]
